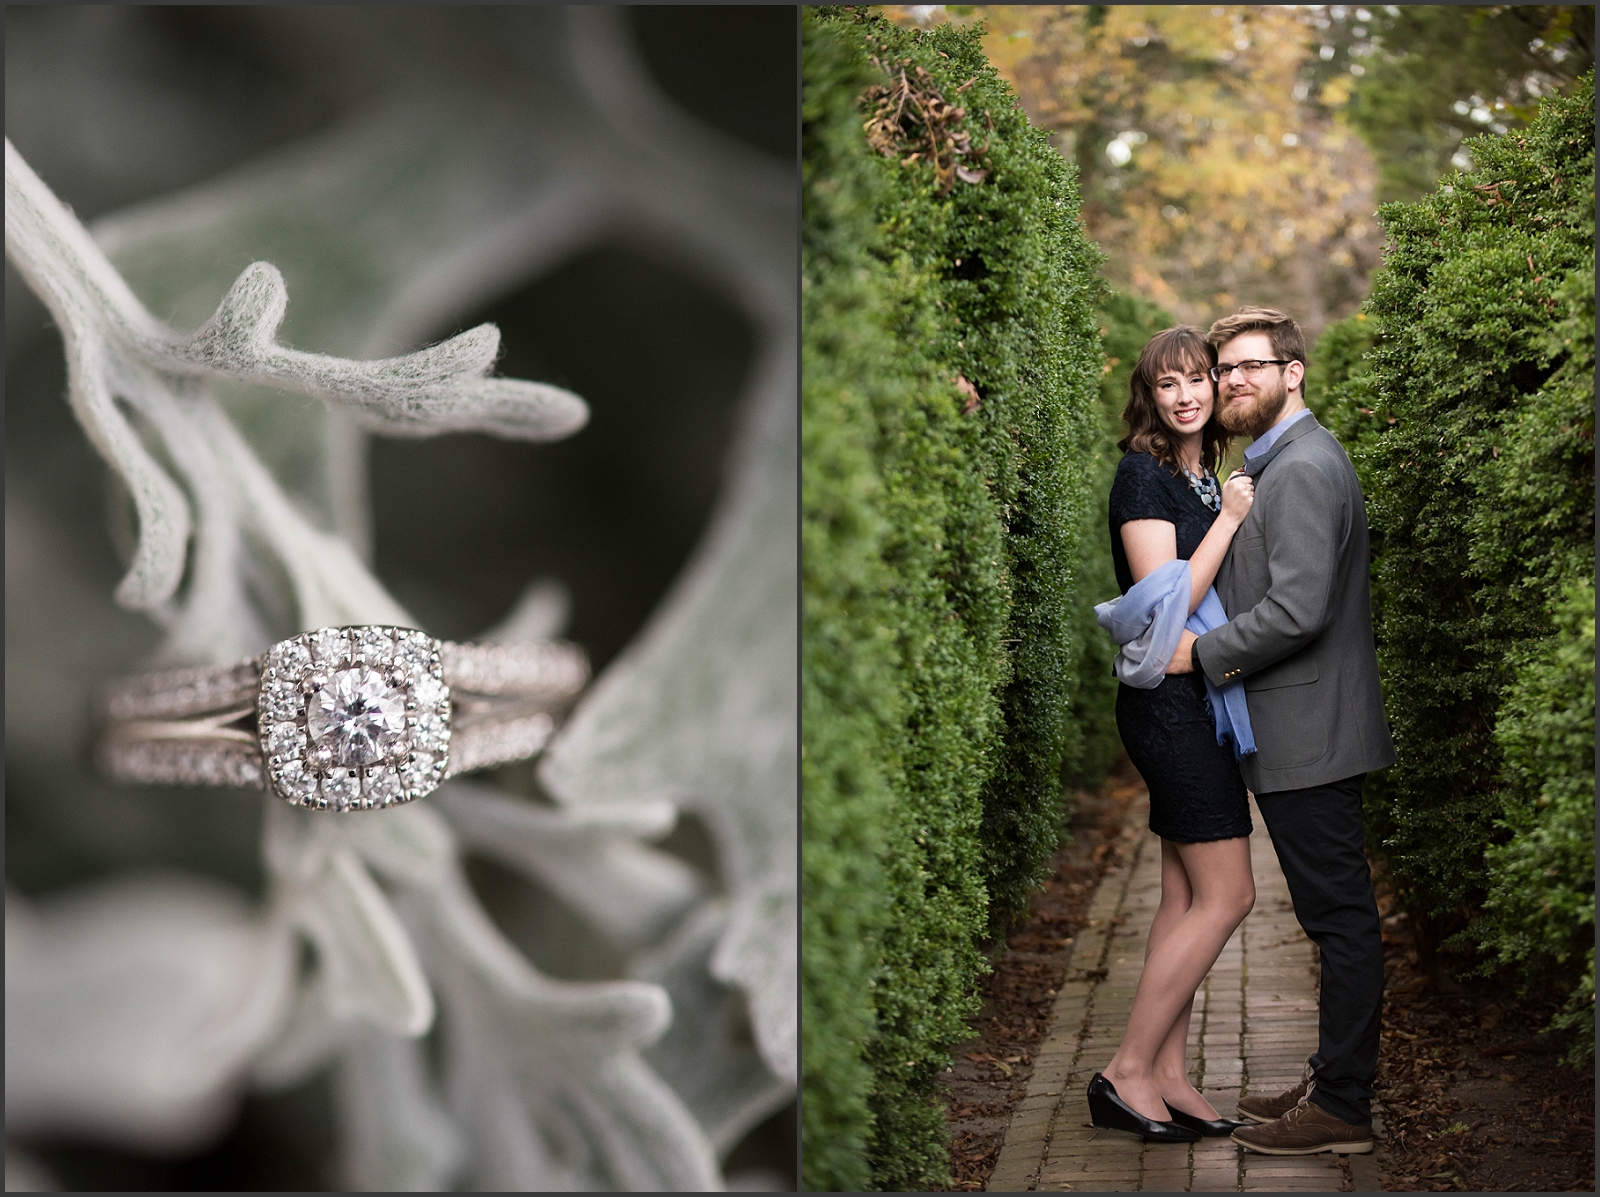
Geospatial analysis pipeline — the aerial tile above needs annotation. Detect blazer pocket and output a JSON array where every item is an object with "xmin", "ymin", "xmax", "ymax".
[
  {"xmin": 1244, "ymin": 656, "xmax": 1320, "ymax": 692},
  {"xmin": 1231, "ymin": 533, "xmax": 1266, "ymax": 563},
  {"xmin": 1245, "ymin": 665, "xmax": 1327, "ymax": 768},
  {"xmin": 1229, "ymin": 533, "xmax": 1268, "ymax": 597}
]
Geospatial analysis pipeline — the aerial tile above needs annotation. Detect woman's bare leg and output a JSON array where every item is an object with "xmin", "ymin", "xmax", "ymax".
[
  {"xmin": 1099, "ymin": 840, "xmax": 1196, "ymax": 1118},
  {"xmin": 1150, "ymin": 994, "xmax": 1209, "ymax": 1118},
  {"xmin": 1101, "ymin": 835, "xmax": 1254, "ymax": 1121},
  {"xmin": 1143, "ymin": 842, "xmax": 1216, "ymax": 1117},
  {"xmin": 1152, "ymin": 994, "xmax": 1214, "ymax": 1119}
]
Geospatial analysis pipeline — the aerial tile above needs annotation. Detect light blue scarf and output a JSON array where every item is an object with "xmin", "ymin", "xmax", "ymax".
[{"xmin": 1094, "ymin": 559, "xmax": 1257, "ymax": 760}]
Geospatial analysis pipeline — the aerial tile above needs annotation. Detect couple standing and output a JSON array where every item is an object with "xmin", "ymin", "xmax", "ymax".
[{"xmin": 1089, "ymin": 307, "xmax": 1395, "ymax": 1155}]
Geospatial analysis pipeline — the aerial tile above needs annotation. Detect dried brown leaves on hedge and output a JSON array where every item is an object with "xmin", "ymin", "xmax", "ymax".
[{"xmin": 861, "ymin": 59, "xmax": 990, "ymax": 193}]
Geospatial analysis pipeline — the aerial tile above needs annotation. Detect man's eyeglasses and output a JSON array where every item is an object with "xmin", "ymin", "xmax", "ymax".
[{"xmin": 1210, "ymin": 359, "xmax": 1293, "ymax": 383}]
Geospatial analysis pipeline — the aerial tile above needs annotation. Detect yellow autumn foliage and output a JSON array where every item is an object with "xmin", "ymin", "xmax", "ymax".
[{"xmin": 887, "ymin": 5, "xmax": 1387, "ymax": 336}]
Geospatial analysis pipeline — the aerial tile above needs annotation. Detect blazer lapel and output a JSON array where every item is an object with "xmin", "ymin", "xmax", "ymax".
[{"xmin": 1242, "ymin": 412, "xmax": 1322, "ymax": 479}]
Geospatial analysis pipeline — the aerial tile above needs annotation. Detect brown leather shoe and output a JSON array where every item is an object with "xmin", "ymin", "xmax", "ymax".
[
  {"xmin": 1235, "ymin": 1063, "xmax": 1312, "ymax": 1123},
  {"xmin": 1230, "ymin": 1096, "xmax": 1374, "ymax": 1155}
]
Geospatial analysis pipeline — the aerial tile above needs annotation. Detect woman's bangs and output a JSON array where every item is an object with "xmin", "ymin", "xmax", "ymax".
[{"xmin": 1143, "ymin": 334, "xmax": 1213, "ymax": 384}]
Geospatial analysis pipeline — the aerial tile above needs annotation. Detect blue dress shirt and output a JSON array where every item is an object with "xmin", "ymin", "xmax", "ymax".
[{"xmin": 1243, "ymin": 406, "xmax": 1313, "ymax": 462}]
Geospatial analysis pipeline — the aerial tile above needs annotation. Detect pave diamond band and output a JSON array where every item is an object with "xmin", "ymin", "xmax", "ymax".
[
  {"xmin": 98, "ymin": 639, "xmax": 588, "ymax": 722},
  {"xmin": 99, "ymin": 659, "xmax": 264, "ymax": 724},
  {"xmin": 97, "ymin": 627, "xmax": 587, "ymax": 812}
]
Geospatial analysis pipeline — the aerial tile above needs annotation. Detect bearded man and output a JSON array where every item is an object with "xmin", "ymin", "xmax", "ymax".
[{"xmin": 1164, "ymin": 306, "xmax": 1396, "ymax": 1155}]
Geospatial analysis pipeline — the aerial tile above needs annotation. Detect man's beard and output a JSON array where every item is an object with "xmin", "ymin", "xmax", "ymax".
[{"xmin": 1217, "ymin": 372, "xmax": 1290, "ymax": 439}]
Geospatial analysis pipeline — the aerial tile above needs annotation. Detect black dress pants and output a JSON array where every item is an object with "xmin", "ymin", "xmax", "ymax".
[{"xmin": 1254, "ymin": 773, "xmax": 1382, "ymax": 1126}]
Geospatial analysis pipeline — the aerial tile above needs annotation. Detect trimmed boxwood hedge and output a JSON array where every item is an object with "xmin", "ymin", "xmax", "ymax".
[
  {"xmin": 801, "ymin": 9, "xmax": 1109, "ymax": 1188},
  {"xmin": 802, "ymin": 15, "xmax": 1000, "ymax": 1190},
  {"xmin": 837, "ymin": 8, "xmax": 1107, "ymax": 926},
  {"xmin": 1309, "ymin": 73, "xmax": 1594, "ymax": 1054},
  {"xmin": 1480, "ymin": 576, "xmax": 1595, "ymax": 1064},
  {"xmin": 800, "ymin": 17, "xmax": 903, "ymax": 1191}
]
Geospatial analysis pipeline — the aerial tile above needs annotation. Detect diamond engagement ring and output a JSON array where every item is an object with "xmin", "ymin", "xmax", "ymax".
[{"xmin": 97, "ymin": 626, "xmax": 588, "ymax": 811}]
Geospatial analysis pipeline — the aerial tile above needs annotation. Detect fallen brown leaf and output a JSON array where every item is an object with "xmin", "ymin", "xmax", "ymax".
[{"xmin": 955, "ymin": 372, "xmax": 981, "ymax": 415}]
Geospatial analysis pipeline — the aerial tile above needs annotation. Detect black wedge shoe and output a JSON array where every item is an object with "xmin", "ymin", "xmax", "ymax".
[
  {"xmin": 1167, "ymin": 1108, "xmax": 1250, "ymax": 1137},
  {"xmin": 1086, "ymin": 1074, "xmax": 1201, "ymax": 1143}
]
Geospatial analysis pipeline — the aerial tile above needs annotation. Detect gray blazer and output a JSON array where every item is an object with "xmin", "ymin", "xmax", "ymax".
[{"xmin": 1193, "ymin": 413, "xmax": 1395, "ymax": 793}]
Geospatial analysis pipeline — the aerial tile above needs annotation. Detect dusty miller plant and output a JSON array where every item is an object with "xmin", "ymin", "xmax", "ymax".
[{"xmin": 4, "ymin": 9, "xmax": 794, "ymax": 1191}]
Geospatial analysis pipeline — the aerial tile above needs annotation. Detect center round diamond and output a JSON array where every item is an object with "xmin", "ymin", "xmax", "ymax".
[{"xmin": 306, "ymin": 667, "xmax": 407, "ymax": 767}]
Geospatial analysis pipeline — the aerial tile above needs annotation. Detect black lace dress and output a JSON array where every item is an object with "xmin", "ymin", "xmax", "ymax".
[{"xmin": 1109, "ymin": 451, "xmax": 1252, "ymax": 843}]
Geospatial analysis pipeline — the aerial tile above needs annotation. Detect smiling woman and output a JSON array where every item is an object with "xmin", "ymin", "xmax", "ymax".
[
  {"xmin": 1115, "ymin": 326, "xmax": 1232, "ymax": 490},
  {"xmin": 1085, "ymin": 322, "xmax": 1262, "ymax": 1141}
]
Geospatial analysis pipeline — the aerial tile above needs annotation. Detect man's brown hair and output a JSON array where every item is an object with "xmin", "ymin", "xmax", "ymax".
[{"xmin": 1207, "ymin": 307, "xmax": 1308, "ymax": 391}]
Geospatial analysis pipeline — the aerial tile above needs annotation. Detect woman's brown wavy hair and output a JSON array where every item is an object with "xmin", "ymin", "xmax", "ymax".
[{"xmin": 1116, "ymin": 325, "xmax": 1233, "ymax": 476}]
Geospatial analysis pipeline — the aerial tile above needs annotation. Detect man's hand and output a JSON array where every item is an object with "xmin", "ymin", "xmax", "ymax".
[{"xmin": 1166, "ymin": 629, "xmax": 1198, "ymax": 674}]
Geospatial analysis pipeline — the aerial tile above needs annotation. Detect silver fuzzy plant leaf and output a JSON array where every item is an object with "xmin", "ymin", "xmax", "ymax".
[
  {"xmin": 435, "ymin": 781, "xmax": 704, "ymax": 951},
  {"xmin": 333, "ymin": 1026, "xmax": 467, "ymax": 1192},
  {"xmin": 631, "ymin": 902, "xmax": 795, "ymax": 1156},
  {"xmin": 5, "ymin": 877, "xmax": 295, "ymax": 1154},
  {"xmin": 5, "ymin": 141, "xmax": 724, "ymax": 1189},
  {"xmin": 5, "ymin": 135, "xmax": 586, "ymax": 660},
  {"xmin": 4, "ymin": 8, "xmax": 794, "ymax": 1189},
  {"xmin": 538, "ymin": 340, "xmax": 798, "ymax": 1086},
  {"xmin": 402, "ymin": 864, "xmax": 722, "ymax": 1191},
  {"xmin": 542, "ymin": 5, "xmax": 799, "ymax": 1090}
]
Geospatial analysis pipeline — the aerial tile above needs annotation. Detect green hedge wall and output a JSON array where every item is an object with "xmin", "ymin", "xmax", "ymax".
[
  {"xmin": 836, "ymin": 8, "xmax": 1107, "ymax": 924},
  {"xmin": 1480, "ymin": 576, "xmax": 1595, "ymax": 1063},
  {"xmin": 802, "ymin": 14, "xmax": 1004, "ymax": 1190},
  {"xmin": 802, "ymin": 9, "xmax": 1108, "ymax": 1188},
  {"xmin": 800, "ymin": 18, "xmax": 904, "ymax": 1192},
  {"xmin": 1309, "ymin": 73, "xmax": 1594, "ymax": 1054}
]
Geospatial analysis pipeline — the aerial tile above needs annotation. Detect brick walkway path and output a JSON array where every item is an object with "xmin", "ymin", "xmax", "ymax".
[{"xmin": 988, "ymin": 792, "xmax": 1383, "ymax": 1192}]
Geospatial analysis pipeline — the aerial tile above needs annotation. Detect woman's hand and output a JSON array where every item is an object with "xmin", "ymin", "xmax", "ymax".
[
  {"xmin": 1220, "ymin": 470, "xmax": 1254, "ymax": 525},
  {"xmin": 1185, "ymin": 470, "xmax": 1253, "ymax": 614}
]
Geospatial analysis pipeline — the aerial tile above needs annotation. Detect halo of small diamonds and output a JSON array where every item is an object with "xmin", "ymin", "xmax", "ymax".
[{"xmin": 259, "ymin": 626, "xmax": 451, "ymax": 811}]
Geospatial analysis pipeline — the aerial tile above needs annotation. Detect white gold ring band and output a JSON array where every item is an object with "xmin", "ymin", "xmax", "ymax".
[{"xmin": 96, "ymin": 626, "xmax": 588, "ymax": 812}]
